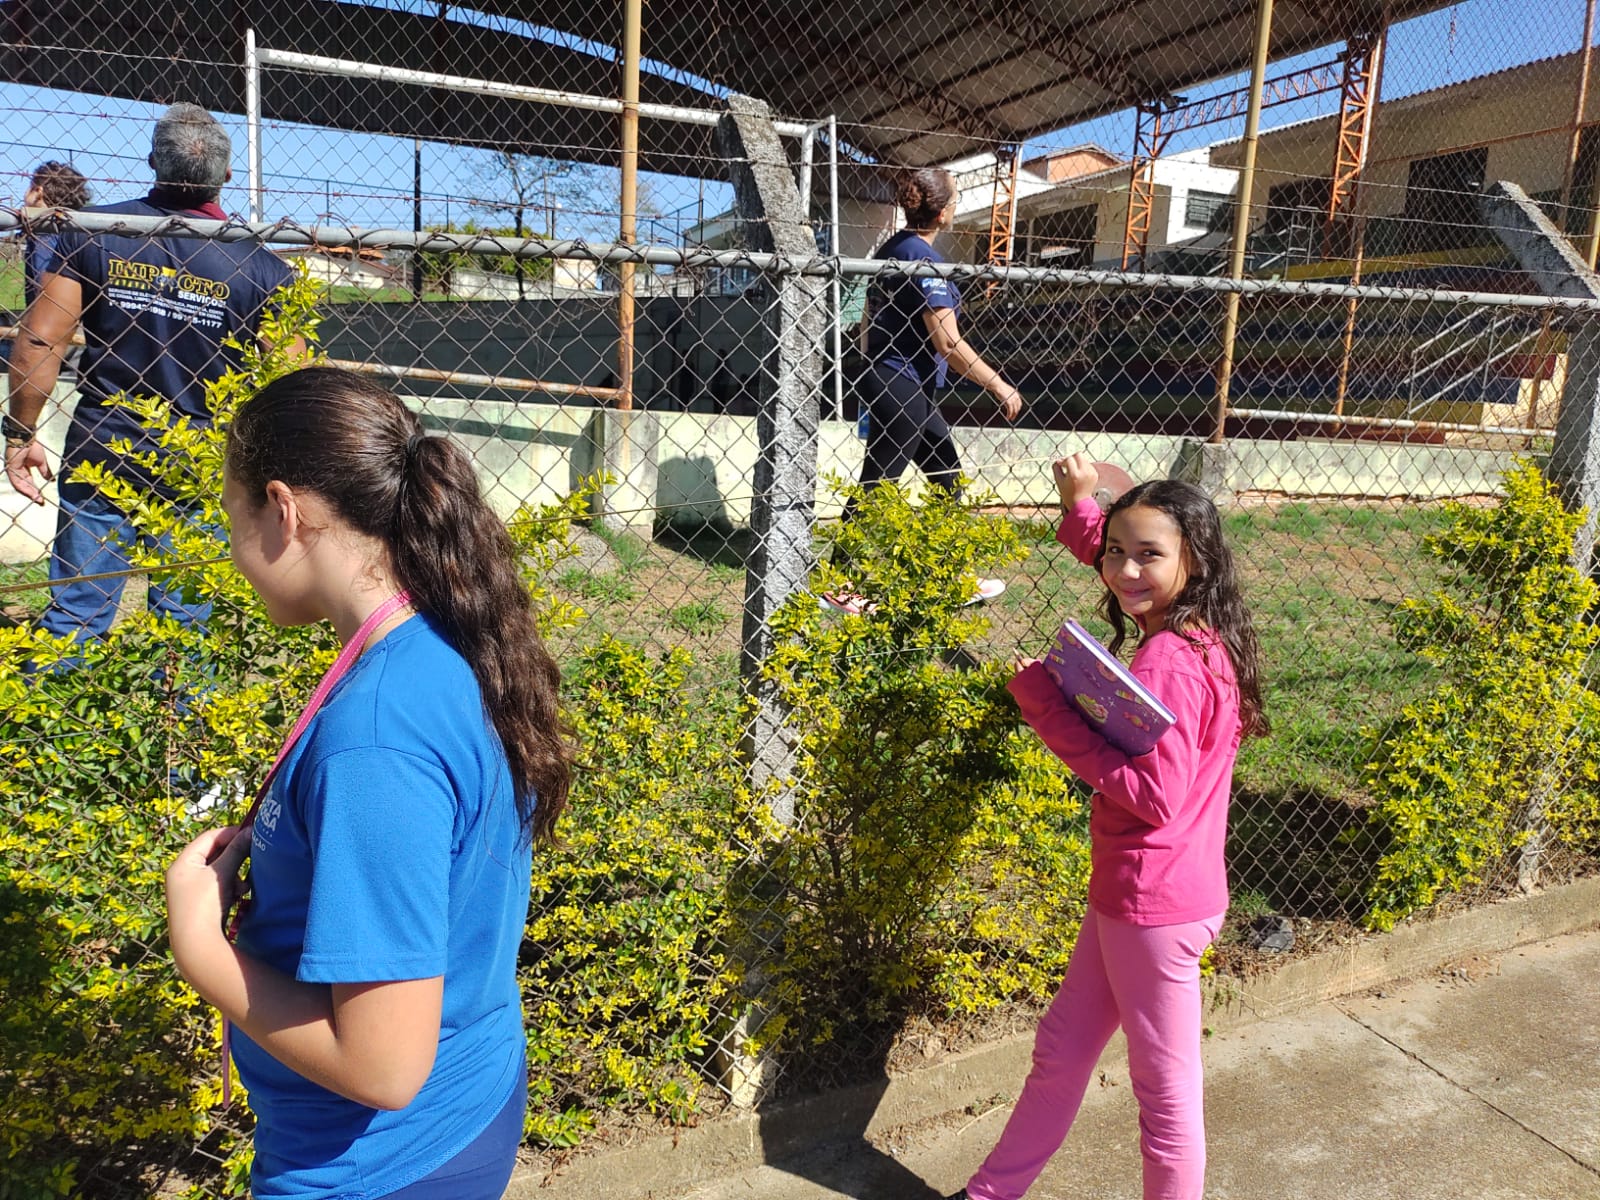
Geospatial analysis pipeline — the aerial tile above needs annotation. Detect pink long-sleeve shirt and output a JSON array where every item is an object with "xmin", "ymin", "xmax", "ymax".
[{"xmin": 1007, "ymin": 497, "xmax": 1241, "ymax": 925}]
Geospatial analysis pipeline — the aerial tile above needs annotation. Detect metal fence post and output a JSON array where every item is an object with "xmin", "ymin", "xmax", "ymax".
[{"xmin": 712, "ymin": 94, "xmax": 826, "ymax": 1104}]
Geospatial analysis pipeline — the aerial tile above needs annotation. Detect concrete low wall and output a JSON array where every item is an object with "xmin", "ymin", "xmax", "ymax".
[
  {"xmin": 653, "ymin": 417, "xmax": 1516, "ymax": 526},
  {"xmin": 389, "ymin": 404, "xmax": 1524, "ymax": 531},
  {"xmin": 0, "ymin": 383, "xmax": 1520, "ymax": 566},
  {"xmin": 0, "ymin": 383, "xmax": 78, "ymax": 564}
]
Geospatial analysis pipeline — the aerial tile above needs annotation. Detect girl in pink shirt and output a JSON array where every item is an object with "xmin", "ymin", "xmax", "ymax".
[{"xmin": 950, "ymin": 455, "xmax": 1267, "ymax": 1200}]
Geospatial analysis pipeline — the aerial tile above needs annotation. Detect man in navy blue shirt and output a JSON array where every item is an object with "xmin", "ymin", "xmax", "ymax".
[{"xmin": 4, "ymin": 103, "xmax": 300, "ymax": 642}]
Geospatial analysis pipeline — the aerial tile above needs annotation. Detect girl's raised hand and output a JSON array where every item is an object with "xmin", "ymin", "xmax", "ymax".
[
  {"xmin": 1012, "ymin": 654, "xmax": 1042, "ymax": 674},
  {"xmin": 1052, "ymin": 453, "xmax": 1099, "ymax": 509},
  {"xmin": 166, "ymin": 824, "xmax": 252, "ymax": 972}
]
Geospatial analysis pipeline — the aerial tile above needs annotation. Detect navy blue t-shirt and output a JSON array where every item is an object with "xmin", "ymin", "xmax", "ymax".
[
  {"xmin": 24, "ymin": 233, "xmax": 56, "ymax": 309},
  {"xmin": 44, "ymin": 195, "xmax": 293, "ymax": 488},
  {"xmin": 865, "ymin": 229, "xmax": 960, "ymax": 387}
]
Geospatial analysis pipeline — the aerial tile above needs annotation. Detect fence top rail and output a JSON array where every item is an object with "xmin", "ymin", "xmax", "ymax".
[
  {"xmin": 5, "ymin": 207, "xmax": 1599, "ymax": 315},
  {"xmin": 253, "ymin": 46, "xmax": 820, "ymax": 137}
]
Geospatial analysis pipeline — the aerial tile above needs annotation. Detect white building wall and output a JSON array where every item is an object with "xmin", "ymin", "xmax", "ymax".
[
  {"xmin": 1156, "ymin": 150, "xmax": 1243, "ymax": 244},
  {"xmin": 947, "ymin": 149, "xmax": 1238, "ymax": 267}
]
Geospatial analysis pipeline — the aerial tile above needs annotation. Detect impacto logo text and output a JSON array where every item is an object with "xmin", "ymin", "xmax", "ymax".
[{"xmin": 108, "ymin": 258, "xmax": 231, "ymax": 300}]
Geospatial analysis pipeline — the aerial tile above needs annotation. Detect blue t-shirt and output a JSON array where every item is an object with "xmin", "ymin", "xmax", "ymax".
[
  {"xmin": 865, "ymin": 229, "xmax": 960, "ymax": 387},
  {"xmin": 44, "ymin": 194, "xmax": 293, "ymax": 489},
  {"xmin": 234, "ymin": 615, "xmax": 532, "ymax": 1200}
]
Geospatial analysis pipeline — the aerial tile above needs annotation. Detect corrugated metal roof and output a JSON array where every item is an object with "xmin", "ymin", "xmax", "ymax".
[{"xmin": 0, "ymin": 0, "xmax": 1456, "ymax": 174}]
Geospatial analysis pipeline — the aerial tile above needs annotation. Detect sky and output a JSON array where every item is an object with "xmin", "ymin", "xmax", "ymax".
[{"xmin": 0, "ymin": 0, "xmax": 1588, "ymax": 241}]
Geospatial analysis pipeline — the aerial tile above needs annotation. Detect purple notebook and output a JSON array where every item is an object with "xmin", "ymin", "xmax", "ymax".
[{"xmin": 1041, "ymin": 619, "xmax": 1177, "ymax": 756}]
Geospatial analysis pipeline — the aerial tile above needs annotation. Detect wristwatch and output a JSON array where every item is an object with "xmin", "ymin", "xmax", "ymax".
[{"xmin": 3, "ymin": 413, "xmax": 36, "ymax": 447}]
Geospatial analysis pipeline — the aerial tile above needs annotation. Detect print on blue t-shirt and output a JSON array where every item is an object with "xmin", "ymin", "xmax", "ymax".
[
  {"xmin": 45, "ymin": 195, "xmax": 294, "ymax": 490},
  {"xmin": 865, "ymin": 229, "xmax": 960, "ymax": 388},
  {"xmin": 234, "ymin": 615, "xmax": 531, "ymax": 1200}
]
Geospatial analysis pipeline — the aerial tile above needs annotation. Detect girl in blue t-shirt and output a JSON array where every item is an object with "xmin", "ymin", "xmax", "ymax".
[{"xmin": 165, "ymin": 366, "xmax": 574, "ymax": 1199}]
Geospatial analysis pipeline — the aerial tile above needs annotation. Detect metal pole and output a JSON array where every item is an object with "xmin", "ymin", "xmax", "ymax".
[
  {"xmin": 1529, "ymin": 0, "xmax": 1596, "ymax": 446},
  {"xmin": 412, "ymin": 139, "xmax": 423, "ymax": 300},
  {"xmin": 1334, "ymin": 25, "xmax": 1388, "ymax": 419},
  {"xmin": 618, "ymin": 0, "xmax": 641, "ymax": 411},
  {"xmin": 245, "ymin": 28, "xmax": 263, "ymax": 223},
  {"xmin": 18, "ymin": 208, "xmax": 1600, "ymax": 315},
  {"xmin": 1562, "ymin": 0, "xmax": 1597, "ymax": 222},
  {"xmin": 256, "ymin": 46, "xmax": 812, "ymax": 136},
  {"xmin": 829, "ymin": 114, "xmax": 844, "ymax": 420},
  {"xmin": 798, "ymin": 125, "xmax": 815, "ymax": 220},
  {"xmin": 1211, "ymin": 0, "xmax": 1276, "ymax": 444},
  {"xmin": 1578, "ymin": 3, "xmax": 1600, "ymax": 267}
]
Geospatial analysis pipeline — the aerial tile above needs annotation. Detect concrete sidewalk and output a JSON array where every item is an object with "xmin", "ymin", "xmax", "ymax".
[{"xmin": 674, "ymin": 928, "xmax": 1600, "ymax": 1200}]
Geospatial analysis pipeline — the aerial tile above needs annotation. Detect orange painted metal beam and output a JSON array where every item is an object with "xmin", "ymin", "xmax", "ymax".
[
  {"xmin": 1121, "ymin": 101, "xmax": 1170, "ymax": 271},
  {"xmin": 986, "ymin": 146, "xmax": 1023, "ymax": 269},
  {"xmin": 1324, "ymin": 28, "xmax": 1384, "ymax": 258}
]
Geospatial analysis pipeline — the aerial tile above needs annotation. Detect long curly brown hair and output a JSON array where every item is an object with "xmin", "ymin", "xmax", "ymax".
[
  {"xmin": 1095, "ymin": 480, "xmax": 1268, "ymax": 738},
  {"xmin": 228, "ymin": 366, "xmax": 574, "ymax": 841}
]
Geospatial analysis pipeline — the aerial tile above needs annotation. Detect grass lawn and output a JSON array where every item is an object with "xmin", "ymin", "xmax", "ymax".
[
  {"xmin": 0, "ymin": 253, "xmax": 23, "ymax": 313},
  {"xmin": 538, "ymin": 498, "xmax": 1454, "ymax": 930},
  {"xmin": 0, "ymin": 556, "xmax": 51, "ymax": 620}
]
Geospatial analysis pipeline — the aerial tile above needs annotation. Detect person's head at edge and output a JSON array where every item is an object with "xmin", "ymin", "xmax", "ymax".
[
  {"xmin": 25, "ymin": 161, "xmax": 90, "ymax": 211},
  {"xmin": 149, "ymin": 102, "xmax": 233, "ymax": 207},
  {"xmin": 895, "ymin": 167, "xmax": 958, "ymax": 235},
  {"xmin": 223, "ymin": 365, "xmax": 575, "ymax": 843}
]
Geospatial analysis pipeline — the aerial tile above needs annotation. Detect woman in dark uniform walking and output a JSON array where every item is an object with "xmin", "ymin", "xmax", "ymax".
[{"xmin": 828, "ymin": 167, "xmax": 1023, "ymax": 614}]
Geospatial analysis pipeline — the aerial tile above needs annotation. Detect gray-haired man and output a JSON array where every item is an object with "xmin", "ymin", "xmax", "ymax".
[{"xmin": 5, "ymin": 102, "xmax": 300, "ymax": 642}]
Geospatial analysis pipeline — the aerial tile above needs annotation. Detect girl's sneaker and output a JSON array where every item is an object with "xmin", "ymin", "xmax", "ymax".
[
  {"xmin": 961, "ymin": 577, "xmax": 1007, "ymax": 606},
  {"xmin": 819, "ymin": 590, "xmax": 878, "ymax": 617}
]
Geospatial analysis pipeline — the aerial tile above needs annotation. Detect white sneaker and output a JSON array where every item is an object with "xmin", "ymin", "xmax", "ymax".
[
  {"xmin": 962, "ymin": 578, "xmax": 1007, "ymax": 606},
  {"xmin": 186, "ymin": 776, "xmax": 241, "ymax": 819}
]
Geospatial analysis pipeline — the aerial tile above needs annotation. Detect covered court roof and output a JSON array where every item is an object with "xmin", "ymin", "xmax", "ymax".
[{"xmin": 0, "ymin": 0, "xmax": 1454, "ymax": 174}]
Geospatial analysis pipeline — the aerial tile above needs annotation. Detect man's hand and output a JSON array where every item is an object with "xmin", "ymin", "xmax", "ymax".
[
  {"xmin": 1052, "ymin": 452, "xmax": 1098, "ymax": 510},
  {"xmin": 5, "ymin": 439, "xmax": 53, "ymax": 505}
]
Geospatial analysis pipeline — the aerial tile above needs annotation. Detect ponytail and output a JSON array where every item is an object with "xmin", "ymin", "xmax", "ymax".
[
  {"xmin": 228, "ymin": 366, "xmax": 574, "ymax": 841},
  {"xmin": 391, "ymin": 433, "xmax": 572, "ymax": 839}
]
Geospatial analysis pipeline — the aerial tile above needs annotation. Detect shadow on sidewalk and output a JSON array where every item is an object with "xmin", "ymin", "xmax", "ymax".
[{"xmin": 754, "ymin": 1061, "xmax": 946, "ymax": 1200}]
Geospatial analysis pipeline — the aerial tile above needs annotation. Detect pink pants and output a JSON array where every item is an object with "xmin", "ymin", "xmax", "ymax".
[{"xmin": 966, "ymin": 908, "xmax": 1225, "ymax": 1200}]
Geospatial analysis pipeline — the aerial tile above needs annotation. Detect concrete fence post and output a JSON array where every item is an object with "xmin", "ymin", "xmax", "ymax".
[
  {"xmin": 712, "ymin": 94, "xmax": 826, "ymax": 1105},
  {"xmin": 1478, "ymin": 181, "xmax": 1600, "ymax": 890}
]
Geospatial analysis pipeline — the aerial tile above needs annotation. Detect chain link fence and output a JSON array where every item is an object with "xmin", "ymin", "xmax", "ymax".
[{"xmin": 5, "ymin": 0, "xmax": 1600, "ymax": 1195}]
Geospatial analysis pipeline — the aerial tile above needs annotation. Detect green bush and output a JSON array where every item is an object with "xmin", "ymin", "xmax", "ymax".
[
  {"xmin": 1363, "ymin": 460, "xmax": 1600, "ymax": 930},
  {"xmin": 0, "ymin": 267, "xmax": 596, "ymax": 1195},
  {"xmin": 2, "ymin": 322, "xmax": 1108, "ymax": 1190},
  {"xmin": 0, "ymin": 268, "xmax": 338, "ymax": 1196},
  {"xmin": 522, "ymin": 636, "xmax": 759, "ymax": 1146},
  {"xmin": 755, "ymin": 481, "xmax": 1090, "ymax": 1056}
]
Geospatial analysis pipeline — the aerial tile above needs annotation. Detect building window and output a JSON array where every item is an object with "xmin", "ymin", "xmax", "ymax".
[
  {"xmin": 1184, "ymin": 189, "xmax": 1231, "ymax": 230},
  {"xmin": 1259, "ymin": 177, "xmax": 1329, "ymax": 264},
  {"xmin": 1027, "ymin": 204, "xmax": 1098, "ymax": 268},
  {"xmin": 1402, "ymin": 147, "xmax": 1489, "ymax": 253}
]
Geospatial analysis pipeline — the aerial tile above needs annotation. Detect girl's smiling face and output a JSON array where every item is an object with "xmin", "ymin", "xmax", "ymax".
[{"xmin": 1100, "ymin": 503, "xmax": 1190, "ymax": 633}]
